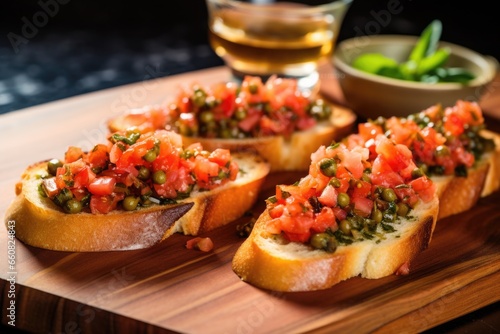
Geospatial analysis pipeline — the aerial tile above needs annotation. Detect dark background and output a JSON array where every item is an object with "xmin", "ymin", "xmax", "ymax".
[{"xmin": 0, "ymin": 0, "xmax": 498, "ymax": 115}]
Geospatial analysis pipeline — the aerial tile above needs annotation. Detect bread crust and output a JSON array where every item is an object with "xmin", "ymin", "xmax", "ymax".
[
  {"xmin": 479, "ymin": 129, "xmax": 500, "ymax": 198},
  {"xmin": 432, "ymin": 162, "xmax": 489, "ymax": 220},
  {"xmin": 232, "ymin": 197, "xmax": 439, "ymax": 292},
  {"xmin": 5, "ymin": 153, "xmax": 270, "ymax": 252}
]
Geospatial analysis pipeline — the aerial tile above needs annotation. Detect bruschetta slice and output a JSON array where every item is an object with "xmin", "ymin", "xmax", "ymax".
[
  {"xmin": 108, "ymin": 75, "xmax": 356, "ymax": 171},
  {"xmin": 233, "ymin": 136, "xmax": 439, "ymax": 291},
  {"xmin": 5, "ymin": 130, "xmax": 270, "ymax": 252}
]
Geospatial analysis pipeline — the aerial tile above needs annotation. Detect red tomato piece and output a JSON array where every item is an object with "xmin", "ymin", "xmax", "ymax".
[
  {"xmin": 88, "ymin": 176, "xmax": 116, "ymax": 196},
  {"xmin": 318, "ymin": 185, "xmax": 337, "ymax": 207},
  {"xmin": 351, "ymin": 196, "xmax": 373, "ymax": 218},
  {"xmin": 358, "ymin": 122, "xmax": 383, "ymax": 141},
  {"xmin": 65, "ymin": 146, "xmax": 84, "ymax": 163},
  {"xmin": 238, "ymin": 110, "xmax": 261, "ymax": 133},
  {"xmin": 87, "ymin": 144, "xmax": 109, "ymax": 171},
  {"xmin": 193, "ymin": 156, "xmax": 219, "ymax": 183},
  {"xmin": 409, "ymin": 176, "xmax": 436, "ymax": 203},
  {"xmin": 186, "ymin": 237, "xmax": 214, "ymax": 252},
  {"xmin": 73, "ymin": 167, "xmax": 95, "ymax": 188},
  {"xmin": 89, "ymin": 194, "xmax": 122, "ymax": 214},
  {"xmin": 312, "ymin": 207, "xmax": 337, "ymax": 233},
  {"xmin": 269, "ymin": 204, "xmax": 284, "ymax": 219},
  {"xmin": 208, "ymin": 148, "xmax": 231, "ymax": 166},
  {"xmin": 350, "ymin": 180, "xmax": 372, "ymax": 199}
]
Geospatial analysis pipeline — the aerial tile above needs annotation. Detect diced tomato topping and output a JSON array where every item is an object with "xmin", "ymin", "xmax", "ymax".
[
  {"xmin": 318, "ymin": 185, "xmax": 337, "ymax": 207},
  {"xmin": 43, "ymin": 130, "xmax": 240, "ymax": 214},
  {"xmin": 409, "ymin": 176, "xmax": 436, "ymax": 203},
  {"xmin": 376, "ymin": 136, "xmax": 412, "ymax": 172},
  {"xmin": 358, "ymin": 122, "xmax": 383, "ymax": 141},
  {"xmin": 73, "ymin": 167, "xmax": 95, "ymax": 188},
  {"xmin": 186, "ymin": 237, "xmax": 214, "ymax": 252},
  {"xmin": 351, "ymin": 196, "xmax": 373, "ymax": 218},
  {"xmin": 87, "ymin": 144, "xmax": 109, "ymax": 171},
  {"xmin": 208, "ymin": 148, "xmax": 231, "ymax": 166},
  {"xmin": 193, "ymin": 156, "xmax": 220, "ymax": 183},
  {"xmin": 332, "ymin": 207, "xmax": 347, "ymax": 221},
  {"xmin": 110, "ymin": 75, "xmax": 330, "ymax": 139},
  {"xmin": 109, "ymin": 143, "xmax": 123, "ymax": 164},
  {"xmin": 350, "ymin": 180, "xmax": 372, "ymax": 199},
  {"xmin": 371, "ymin": 155, "xmax": 405, "ymax": 188},
  {"xmin": 269, "ymin": 204, "xmax": 285, "ymax": 219},
  {"xmin": 238, "ymin": 110, "xmax": 261, "ymax": 133},
  {"xmin": 89, "ymin": 194, "xmax": 123, "ymax": 214},
  {"xmin": 88, "ymin": 176, "xmax": 116, "ymax": 196},
  {"xmin": 65, "ymin": 146, "xmax": 84, "ymax": 163},
  {"xmin": 311, "ymin": 207, "xmax": 337, "ymax": 233}
]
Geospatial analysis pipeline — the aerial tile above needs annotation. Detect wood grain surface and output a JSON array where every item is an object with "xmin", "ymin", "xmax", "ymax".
[{"xmin": 0, "ymin": 66, "xmax": 499, "ymax": 334}]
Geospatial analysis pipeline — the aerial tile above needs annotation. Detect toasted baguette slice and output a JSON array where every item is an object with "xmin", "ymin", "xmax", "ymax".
[
  {"xmin": 181, "ymin": 105, "xmax": 355, "ymax": 172},
  {"xmin": 232, "ymin": 196, "xmax": 439, "ymax": 292},
  {"xmin": 5, "ymin": 152, "xmax": 269, "ymax": 252}
]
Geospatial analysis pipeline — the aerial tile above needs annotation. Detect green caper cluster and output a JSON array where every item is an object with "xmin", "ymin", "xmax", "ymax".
[
  {"xmin": 175, "ymin": 85, "xmax": 333, "ymax": 139},
  {"xmin": 307, "ymin": 99, "xmax": 332, "ymax": 121},
  {"xmin": 41, "ymin": 136, "xmax": 194, "ymax": 214},
  {"xmin": 378, "ymin": 111, "xmax": 496, "ymax": 177},
  {"xmin": 174, "ymin": 87, "xmax": 248, "ymax": 139},
  {"xmin": 308, "ymin": 180, "xmax": 413, "ymax": 252}
]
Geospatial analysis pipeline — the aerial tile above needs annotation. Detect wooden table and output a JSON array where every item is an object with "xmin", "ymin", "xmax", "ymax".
[{"xmin": 0, "ymin": 66, "xmax": 499, "ymax": 333}]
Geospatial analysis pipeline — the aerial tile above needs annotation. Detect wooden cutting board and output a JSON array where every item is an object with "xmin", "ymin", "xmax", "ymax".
[{"xmin": 0, "ymin": 66, "xmax": 499, "ymax": 334}]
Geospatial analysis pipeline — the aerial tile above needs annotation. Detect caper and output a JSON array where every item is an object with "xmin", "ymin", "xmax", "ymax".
[
  {"xmin": 47, "ymin": 159, "xmax": 63, "ymax": 176},
  {"xmin": 309, "ymin": 101, "xmax": 331, "ymax": 120},
  {"xmin": 435, "ymin": 145, "xmax": 450, "ymax": 157},
  {"xmin": 411, "ymin": 167, "xmax": 424, "ymax": 179},
  {"xmin": 339, "ymin": 219, "xmax": 352, "ymax": 236},
  {"xmin": 206, "ymin": 96, "xmax": 219, "ymax": 109},
  {"xmin": 310, "ymin": 233, "xmax": 337, "ymax": 253},
  {"xmin": 371, "ymin": 209, "xmax": 383, "ymax": 223},
  {"xmin": 193, "ymin": 89, "xmax": 206, "ymax": 107},
  {"xmin": 382, "ymin": 188, "xmax": 397, "ymax": 202},
  {"xmin": 397, "ymin": 203, "xmax": 410, "ymax": 217},
  {"xmin": 200, "ymin": 111, "xmax": 215, "ymax": 124},
  {"xmin": 337, "ymin": 193, "xmax": 350, "ymax": 208},
  {"xmin": 177, "ymin": 122, "xmax": 192, "ymax": 136},
  {"xmin": 249, "ymin": 83, "xmax": 258, "ymax": 94},
  {"xmin": 123, "ymin": 196, "xmax": 140, "ymax": 211},
  {"xmin": 319, "ymin": 158, "xmax": 337, "ymax": 177},
  {"xmin": 53, "ymin": 188, "xmax": 73, "ymax": 207},
  {"xmin": 137, "ymin": 166, "xmax": 151, "ymax": 180},
  {"xmin": 310, "ymin": 233, "xmax": 327, "ymax": 249},
  {"xmin": 329, "ymin": 177, "xmax": 341, "ymax": 188},
  {"xmin": 219, "ymin": 128, "xmax": 232, "ymax": 138},
  {"xmin": 63, "ymin": 199, "xmax": 82, "ymax": 214},
  {"xmin": 234, "ymin": 108, "xmax": 247, "ymax": 121},
  {"xmin": 361, "ymin": 173, "xmax": 372, "ymax": 183},
  {"xmin": 153, "ymin": 170, "xmax": 167, "ymax": 184},
  {"xmin": 143, "ymin": 150, "xmax": 157, "ymax": 163}
]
